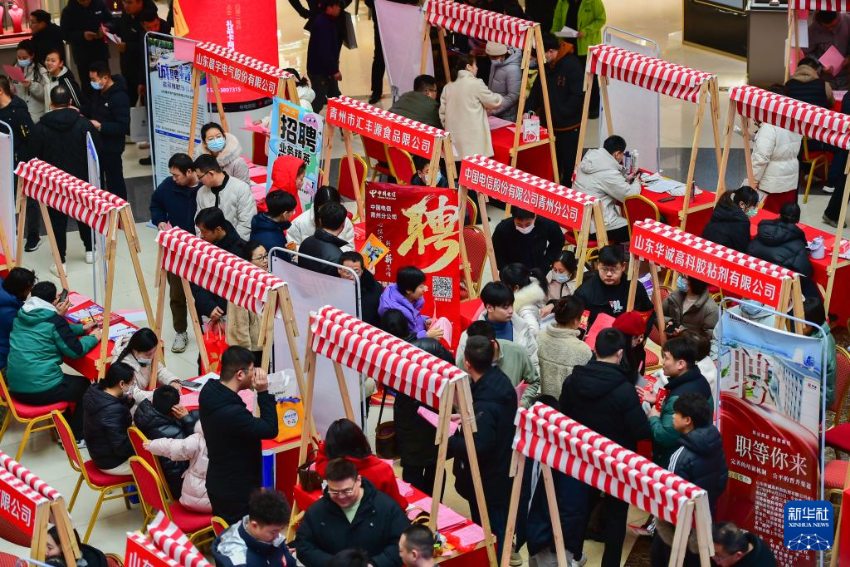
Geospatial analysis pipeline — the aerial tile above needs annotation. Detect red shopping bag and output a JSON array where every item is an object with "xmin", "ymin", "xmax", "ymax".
[{"xmin": 201, "ymin": 321, "xmax": 228, "ymax": 374}]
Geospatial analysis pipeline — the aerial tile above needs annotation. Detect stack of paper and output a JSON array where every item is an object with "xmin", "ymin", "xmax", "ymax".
[{"xmin": 554, "ymin": 26, "xmax": 578, "ymax": 38}]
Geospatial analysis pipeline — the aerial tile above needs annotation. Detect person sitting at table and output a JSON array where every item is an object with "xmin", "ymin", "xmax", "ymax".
[
  {"xmin": 749, "ymin": 121, "xmax": 802, "ymax": 214},
  {"xmin": 315, "ymin": 418, "xmax": 408, "ymax": 509},
  {"xmin": 389, "ymin": 74, "xmax": 442, "ymax": 130},
  {"xmin": 485, "ymin": 41, "xmax": 521, "ymax": 122},
  {"xmin": 296, "ymin": 458, "xmax": 410, "ymax": 567},
  {"xmin": 0, "ymin": 267, "xmax": 36, "ymax": 371},
  {"xmin": 574, "ymin": 245, "xmax": 653, "ymax": 329},
  {"xmin": 146, "ymin": 418, "xmax": 211, "ymax": 513},
  {"xmin": 339, "ymin": 251, "xmax": 383, "ymax": 327},
  {"xmin": 83, "ymin": 362, "xmax": 136, "ymax": 475},
  {"xmin": 299, "ymin": 202, "xmax": 351, "ymax": 277},
  {"xmin": 747, "ymin": 202, "xmax": 819, "ymax": 299},
  {"xmin": 213, "ymin": 488, "xmax": 296, "ymax": 567},
  {"xmin": 133, "ymin": 384, "xmax": 197, "ymax": 498},
  {"xmin": 785, "ymin": 57, "xmax": 835, "ymax": 110},
  {"xmin": 286, "ymin": 186, "xmax": 355, "ymax": 249},
  {"xmin": 573, "ymin": 134, "xmax": 641, "ymax": 244},
  {"xmin": 439, "ymin": 53, "xmax": 503, "ymax": 159},
  {"xmin": 6, "ymin": 281, "xmax": 101, "ymax": 440},
  {"xmin": 226, "ymin": 241, "xmax": 268, "ymax": 366},
  {"xmin": 410, "ymin": 155, "xmax": 448, "ymax": 188},
  {"xmin": 378, "ymin": 266, "xmax": 444, "ymax": 341},
  {"xmin": 499, "ymin": 262, "xmax": 548, "ymax": 337},
  {"xmin": 662, "ymin": 276, "xmax": 719, "ymax": 341},
  {"xmin": 113, "ymin": 327, "xmax": 181, "ymax": 405},
  {"xmin": 537, "ymin": 296, "xmax": 592, "ymax": 398},
  {"xmin": 804, "ymin": 11, "xmax": 850, "ymax": 90},
  {"xmin": 492, "ymin": 206, "xmax": 565, "ymax": 274},
  {"xmin": 194, "ymin": 121, "xmax": 252, "ymax": 185},
  {"xmin": 701, "ymin": 186, "xmax": 759, "ymax": 253},
  {"xmin": 546, "ymin": 251, "xmax": 581, "ymax": 303}
]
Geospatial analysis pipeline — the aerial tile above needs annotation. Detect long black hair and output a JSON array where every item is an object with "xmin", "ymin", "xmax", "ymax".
[
  {"xmin": 717, "ymin": 186, "xmax": 759, "ymax": 211},
  {"xmin": 116, "ymin": 328, "xmax": 158, "ymax": 364}
]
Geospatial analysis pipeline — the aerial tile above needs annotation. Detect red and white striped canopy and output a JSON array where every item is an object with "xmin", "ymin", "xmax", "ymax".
[
  {"xmin": 310, "ymin": 306, "xmax": 467, "ymax": 409},
  {"xmin": 514, "ymin": 404, "xmax": 705, "ymax": 524},
  {"xmin": 425, "ymin": 0, "xmax": 535, "ymax": 49},
  {"xmin": 126, "ymin": 532, "xmax": 181, "ymax": 567},
  {"xmin": 587, "ymin": 45, "xmax": 715, "ymax": 103},
  {"xmin": 14, "ymin": 159, "xmax": 128, "ymax": 235},
  {"xmin": 147, "ymin": 512, "xmax": 210, "ymax": 567},
  {"xmin": 329, "ymin": 95, "xmax": 448, "ymax": 138},
  {"xmin": 157, "ymin": 228, "xmax": 285, "ymax": 314},
  {"xmin": 0, "ymin": 451, "xmax": 62, "ymax": 501},
  {"xmin": 789, "ymin": 0, "xmax": 850, "ymax": 9},
  {"xmin": 730, "ymin": 85, "xmax": 850, "ymax": 150}
]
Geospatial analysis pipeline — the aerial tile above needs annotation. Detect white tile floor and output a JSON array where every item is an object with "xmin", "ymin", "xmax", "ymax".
[{"xmin": 0, "ymin": 0, "xmax": 836, "ymax": 563}]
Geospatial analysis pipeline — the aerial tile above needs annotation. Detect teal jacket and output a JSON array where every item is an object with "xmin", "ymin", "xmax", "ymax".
[
  {"xmin": 649, "ymin": 368, "xmax": 713, "ymax": 468},
  {"xmin": 6, "ymin": 297, "xmax": 99, "ymax": 394},
  {"xmin": 551, "ymin": 0, "xmax": 606, "ymax": 57}
]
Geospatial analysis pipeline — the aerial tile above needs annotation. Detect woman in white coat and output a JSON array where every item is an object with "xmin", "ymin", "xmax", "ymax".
[
  {"xmin": 750, "ymin": 122, "xmax": 802, "ymax": 214},
  {"xmin": 500, "ymin": 262, "xmax": 547, "ymax": 337},
  {"xmin": 146, "ymin": 421, "xmax": 211, "ymax": 512},
  {"xmin": 439, "ymin": 54, "xmax": 503, "ymax": 159},
  {"xmin": 12, "ymin": 41, "xmax": 49, "ymax": 122}
]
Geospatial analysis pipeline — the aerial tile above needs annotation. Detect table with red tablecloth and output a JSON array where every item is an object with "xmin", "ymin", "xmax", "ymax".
[
  {"xmin": 61, "ymin": 294, "xmax": 138, "ymax": 380},
  {"xmin": 640, "ymin": 184, "xmax": 716, "ymax": 237},
  {"xmin": 490, "ymin": 125, "xmax": 554, "ymax": 182},
  {"xmin": 750, "ymin": 210, "xmax": 850, "ymax": 324},
  {"xmin": 293, "ymin": 478, "xmax": 490, "ymax": 565}
]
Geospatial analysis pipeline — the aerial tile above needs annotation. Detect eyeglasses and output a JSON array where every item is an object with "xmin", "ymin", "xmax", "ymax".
[
  {"xmin": 252, "ymin": 253, "xmax": 269, "ymax": 262},
  {"xmin": 598, "ymin": 265, "xmax": 623, "ymax": 275},
  {"xmin": 199, "ymin": 170, "xmax": 214, "ymax": 179},
  {"xmin": 327, "ymin": 479, "xmax": 359, "ymax": 497}
]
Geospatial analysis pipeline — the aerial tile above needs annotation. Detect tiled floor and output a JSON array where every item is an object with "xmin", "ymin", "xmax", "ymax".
[{"xmin": 0, "ymin": 0, "xmax": 838, "ymax": 563}]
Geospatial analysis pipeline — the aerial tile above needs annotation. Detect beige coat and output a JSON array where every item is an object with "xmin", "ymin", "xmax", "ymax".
[
  {"xmin": 439, "ymin": 70, "xmax": 503, "ymax": 158},
  {"xmin": 537, "ymin": 324, "xmax": 592, "ymax": 398},
  {"xmin": 226, "ymin": 302, "xmax": 262, "ymax": 352}
]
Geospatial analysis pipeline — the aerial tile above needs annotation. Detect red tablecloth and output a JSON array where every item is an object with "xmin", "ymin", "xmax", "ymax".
[
  {"xmin": 750, "ymin": 210, "xmax": 850, "ymax": 324},
  {"xmin": 293, "ymin": 480, "xmax": 490, "ymax": 565},
  {"xmin": 62, "ymin": 297, "xmax": 135, "ymax": 380},
  {"xmin": 640, "ymin": 185, "xmax": 716, "ymax": 236},
  {"xmin": 490, "ymin": 126, "xmax": 554, "ymax": 182}
]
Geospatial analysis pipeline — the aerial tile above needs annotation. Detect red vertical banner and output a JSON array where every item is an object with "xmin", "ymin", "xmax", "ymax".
[
  {"xmin": 0, "ymin": 469, "xmax": 44, "ymax": 537},
  {"xmin": 365, "ymin": 182, "xmax": 461, "ymax": 343}
]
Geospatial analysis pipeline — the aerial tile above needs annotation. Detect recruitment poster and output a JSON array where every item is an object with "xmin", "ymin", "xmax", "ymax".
[
  {"xmin": 365, "ymin": 182, "xmax": 461, "ymax": 337},
  {"xmin": 715, "ymin": 309, "xmax": 826, "ymax": 566},
  {"xmin": 0, "ymin": 122, "xmax": 14, "ymax": 261},
  {"xmin": 145, "ymin": 32, "xmax": 207, "ymax": 187},
  {"xmin": 268, "ymin": 98, "xmax": 324, "ymax": 211}
]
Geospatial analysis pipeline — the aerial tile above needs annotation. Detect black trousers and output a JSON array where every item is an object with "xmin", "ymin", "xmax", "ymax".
[
  {"xmin": 555, "ymin": 128, "xmax": 580, "ymax": 186},
  {"xmin": 48, "ymin": 207, "xmax": 93, "ymax": 262},
  {"xmin": 209, "ymin": 492, "xmax": 249, "ymax": 526},
  {"xmin": 101, "ymin": 150, "xmax": 128, "ymax": 200},
  {"xmin": 402, "ymin": 463, "xmax": 437, "ymax": 495},
  {"xmin": 11, "ymin": 374, "xmax": 90, "ymax": 438},
  {"xmin": 561, "ymin": 477, "xmax": 629, "ymax": 567},
  {"xmin": 370, "ymin": 6, "xmax": 385, "ymax": 99},
  {"xmin": 308, "ymin": 74, "xmax": 341, "ymax": 113}
]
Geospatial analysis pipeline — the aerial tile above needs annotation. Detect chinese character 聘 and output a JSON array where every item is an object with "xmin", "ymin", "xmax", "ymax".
[{"xmin": 397, "ymin": 195, "xmax": 460, "ymax": 272}]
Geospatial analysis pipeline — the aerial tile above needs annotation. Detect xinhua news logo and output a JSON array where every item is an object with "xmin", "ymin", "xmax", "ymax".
[{"xmin": 783, "ymin": 500, "xmax": 833, "ymax": 551}]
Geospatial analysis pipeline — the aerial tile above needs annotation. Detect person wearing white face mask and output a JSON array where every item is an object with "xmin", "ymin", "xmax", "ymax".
[
  {"xmin": 12, "ymin": 40, "xmax": 50, "ymax": 122},
  {"xmin": 662, "ymin": 275, "xmax": 719, "ymax": 340},
  {"xmin": 701, "ymin": 186, "xmax": 759, "ymax": 253},
  {"xmin": 113, "ymin": 327, "xmax": 181, "ymax": 406},
  {"xmin": 492, "ymin": 206, "xmax": 566, "ymax": 274},
  {"xmin": 83, "ymin": 362, "xmax": 137, "ymax": 476},
  {"xmin": 195, "ymin": 122, "xmax": 252, "ymax": 185}
]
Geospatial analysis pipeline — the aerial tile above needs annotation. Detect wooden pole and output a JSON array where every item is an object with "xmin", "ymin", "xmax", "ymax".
[
  {"xmin": 740, "ymin": 116, "xmax": 756, "ymax": 189},
  {"xmin": 297, "ymin": 343, "xmax": 318, "ymax": 467},
  {"xmin": 540, "ymin": 464, "xmax": 569, "ymax": 567},
  {"xmin": 187, "ymin": 69, "xmax": 202, "ymax": 155},
  {"xmin": 791, "ymin": 278, "xmax": 805, "ymax": 335},
  {"xmin": 714, "ymin": 98, "xmax": 738, "ymax": 202},
  {"xmin": 709, "ymin": 79, "xmax": 723, "ymax": 175},
  {"xmin": 96, "ymin": 212, "xmax": 119, "ymax": 379},
  {"xmin": 121, "ymin": 209, "xmax": 155, "ymax": 327},
  {"xmin": 668, "ymin": 500, "xmax": 696, "ymax": 567},
  {"xmin": 342, "ymin": 129, "xmax": 364, "ymax": 220},
  {"xmin": 824, "ymin": 162, "xmax": 850, "ymax": 314},
  {"xmin": 626, "ymin": 253, "xmax": 641, "ymax": 312},
  {"xmin": 573, "ymin": 72, "xmax": 594, "ymax": 182},
  {"xmin": 509, "ymin": 30, "xmax": 534, "ymax": 170},
  {"xmin": 259, "ymin": 301, "xmax": 276, "ymax": 371},
  {"xmin": 534, "ymin": 26, "xmax": 559, "ymax": 182},
  {"xmin": 277, "ymin": 287, "xmax": 309, "ymax": 406},
  {"xmin": 39, "ymin": 202, "xmax": 69, "ymax": 291},
  {"xmin": 649, "ymin": 262, "xmax": 666, "ymax": 346},
  {"xmin": 209, "ymin": 75, "xmax": 229, "ymax": 132},
  {"xmin": 14, "ymin": 178, "xmax": 25, "ymax": 266},
  {"xmin": 150, "ymin": 263, "xmax": 168, "ymax": 385},
  {"xmin": 420, "ymin": 23, "xmax": 432, "ymax": 75},
  {"xmin": 320, "ymin": 123, "xmax": 336, "ymax": 185},
  {"xmin": 429, "ymin": 380, "xmax": 455, "ymax": 532},
  {"xmin": 599, "ymin": 76, "xmax": 614, "ymax": 138},
  {"xmin": 437, "ymin": 28, "xmax": 451, "ymax": 86},
  {"xmin": 181, "ymin": 276, "xmax": 209, "ymax": 370},
  {"xmin": 592, "ymin": 202, "xmax": 609, "ymax": 246},
  {"xmin": 333, "ymin": 361, "xmax": 356, "ymax": 421},
  {"xmin": 477, "ymin": 192, "xmax": 499, "ymax": 281},
  {"xmin": 499, "ymin": 453, "xmax": 526, "ymax": 567},
  {"xmin": 693, "ymin": 496, "xmax": 714, "ymax": 567},
  {"xmin": 680, "ymin": 84, "xmax": 708, "ymax": 231}
]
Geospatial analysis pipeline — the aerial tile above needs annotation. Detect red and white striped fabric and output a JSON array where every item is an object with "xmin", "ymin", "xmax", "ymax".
[
  {"xmin": 730, "ymin": 85, "xmax": 850, "ymax": 150},
  {"xmin": 310, "ymin": 306, "xmax": 466, "ymax": 408},
  {"xmin": 126, "ymin": 532, "xmax": 181, "ymax": 567},
  {"xmin": 636, "ymin": 219, "xmax": 797, "ymax": 280},
  {"xmin": 0, "ymin": 469, "xmax": 49, "ymax": 508},
  {"xmin": 513, "ymin": 403, "xmax": 705, "ymax": 524},
  {"xmin": 329, "ymin": 95, "xmax": 448, "ymax": 138},
  {"xmin": 157, "ymin": 228, "xmax": 285, "ymax": 314},
  {"xmin": 14, "ymin": 159, "xmax": 128, "ymax": 235},
  {"xmin": 789, "ymin": 0, "xmax": 850, "ymax": 9},
  {"xmin": 424, "ymin": 0, "xmax": 534, "ymax": 49},
  {"xmin": 147, "ymin": 512, "xmax": 210, "ymax": 567},
  {"xmin": 0, "ymin": 451, "xmax": 62, "ymax": 501},
  {"xmin": 587, "ymin": 45, "xmax": 715, "ymax": 103}
]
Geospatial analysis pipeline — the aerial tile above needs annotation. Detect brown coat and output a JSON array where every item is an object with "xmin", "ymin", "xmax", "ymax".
[{"xmin": 662, "ymin": 290, "xmax": 719, "ymax": 338}]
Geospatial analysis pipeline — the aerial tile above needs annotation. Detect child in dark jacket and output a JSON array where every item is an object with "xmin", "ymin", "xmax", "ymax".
[
  {"xmin": 650, "ymin": 392, "xmax": 728, "ymax": 566},
  {"xmin": 83, "ymin": 362, "xmax": 136, "ymax": 475},
  {"xmin": 410, "ymin": 155, "xmax": 449, "ymax": 187},
  {"xmin": 250, "ymin": 190, "xmax": 297, "ymax": 257}
]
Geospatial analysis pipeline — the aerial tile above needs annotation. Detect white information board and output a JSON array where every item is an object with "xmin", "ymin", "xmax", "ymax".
[{"xmin": 0, "ymin": 124, "xmax": 14, "ymax": 261}]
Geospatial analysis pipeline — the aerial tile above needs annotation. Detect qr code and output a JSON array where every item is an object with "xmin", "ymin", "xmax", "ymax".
[{"xmin": 432, "ymin": 276, "xmax": 453, "ymax": 299}]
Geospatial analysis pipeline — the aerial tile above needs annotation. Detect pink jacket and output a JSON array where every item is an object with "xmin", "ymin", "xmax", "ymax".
[{"xmin": 148, "ymin": 421, "xmax": 211, "ymax": 513}]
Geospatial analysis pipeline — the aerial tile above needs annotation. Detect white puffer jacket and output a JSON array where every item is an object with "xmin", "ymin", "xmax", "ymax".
[
  {"xmin": 573, "ymin": 148, "xmax": 641, "ymax": 232},
  {"xmin": 750, "ymin": 124, "xmax": 802, "ymax": 194},
  {"xmin": 194, "ymin": 132, "xmax": 252, "ymax": 185},
  {"xmin": 512, "ymin": 280, "xmax": 547, "ymax": 338},
  {"xmin": 148, "ymin": 421, "xmax": 211, "ymax": 513}
]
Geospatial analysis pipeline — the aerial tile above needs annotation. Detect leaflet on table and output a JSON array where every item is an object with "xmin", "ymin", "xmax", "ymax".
[
  {"xmin": 487, "ymin": 116, "xmax": 513, "ymax": 130},
  {"xmin": 449, "ymin": 522, "xmax": 486, "ymax": 547},
  {"xmin": 839, "ymin": 239, "xmax": 850, "ymax": 260},
  {"xmin": 409, "ymin": 496, "xmax": 468, "ymax": 530},
  {"xmin": 395, "ymin": 478, "xmax": 415, "ymax": 497},
  {"xmin": 108, "ymin": 323, "xmax": 137, "ymax": 342}
]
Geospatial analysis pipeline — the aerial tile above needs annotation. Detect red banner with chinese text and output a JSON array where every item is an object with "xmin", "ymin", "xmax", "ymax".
[
  {"xmin": 630, "ymin": 220, "xmax": 795, "ymax": 310},
  {"xmin": 125, "ymin": 533, "xmax": 179, "ymax": 567},
  {"xmin": 193, "ymin": 44, "xmax": 282, "ymax": 98},
  {"xmin": 366, "ymin": 183, "xmax": 461, "ymax": 344},
  {"xmin": 326, "ymin": 97, "xmax": 444, "ymax": 158},
  {"xmin": 459, "ymin": 155, "xmax": 594, "ymax": 231},
  {"xmin": 0, "ymin": 469, "xmax": 43, "ymax": 537}
]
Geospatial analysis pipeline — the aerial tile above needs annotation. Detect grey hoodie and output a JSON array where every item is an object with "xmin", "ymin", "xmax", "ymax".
[
  {"xmin": 488, "ymin": 48, "xmax": 523, "ymax": 121},
  {"xmin": 573, "ymin": 147, "xmax": 641, "ymax": 232}
]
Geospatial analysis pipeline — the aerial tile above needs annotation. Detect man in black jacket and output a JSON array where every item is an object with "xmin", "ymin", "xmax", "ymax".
[
  {"xmin": 296, "ymin": 458, "xmax": 409, "ymax": 567},
  {"xmin": 194, "ymin": 207, "xmax": 246, "ymax": 324},
  {"xmin": 574, "ymin": 244, "xmax": 653, "ymax": 328},
  {"xmin": 559, "ymin": 328, "xmax": 651, "ymax": 567},
  {"xmin": 133, "ymin": 385, "xmax": 196, "ymax": 499},
  {"xmin": 298, "ymin": 201, "xmax": 350, "ymax": 277},
  {"xmin": 528, "ymin": 33, "xmax": 584, "ymax": 185},
  {"xmin": 113, "ymin": 0, "xmax": 154, "ymax": 106},
  {"xmin": 712, "ymin": 522, "xmax": 776, "ymax": 566},
  {"xmin": 60, "ymin": 0, "xmax": 111, "ymax": 99},
  {"xmin": 87, "ymin": 61, "xmax": 130, "ymax": 199},
  {"xmin": 338, "ymin": 251, "xmax": 382, "ymax": 326},
  {"xmin": 491, "ymin": 206, "xmax": 565, "ymax": 274},
  {"xmin": 29, "ymin": 10, "xmax": 65, "ymax": 64},
  {"xmin": 27, "ymin": 85, "xmax": 98, "ymax": 266},
  {"xmin": 199, "ymin": 346, "xmax": 278, "ymax": 524},
  {"xmin": 449, "ymin": 335, "xmax": 517, "ymax": 563}
]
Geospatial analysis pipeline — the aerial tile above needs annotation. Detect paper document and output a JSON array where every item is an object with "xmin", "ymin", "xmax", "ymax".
[
  {"xmin": 417, "ymin": 406, "xmax": 459, "ymax": 435},
  {"xmin": 3, "ymin": 65, "xmax": 25, "ymax": 83},
  {"xmin": 819, "ymin": 45, "xmax": 844, "ymax": 75},
  {"xmin": 642, "ymin": 177, "xmax": 687, "ymax": 195},
  {"xmin": 554, "ymin": 26, "xmax": 579, "ymax": 38}
]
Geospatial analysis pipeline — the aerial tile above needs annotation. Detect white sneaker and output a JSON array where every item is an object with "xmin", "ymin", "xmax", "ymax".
[
  {"xmin": 85, "ymin": 251, "xmax": 94, "ymax": 264},
  {"xmin": 568, "ymin": 554, "xmax": 587, "ymax": 567},
  {"xmin": 823, "ymin": 186, "xmax": 836, "ymax": 194},
  {"xmin": 171, "ymin": 332, "xmax": 189, "ymax": 353},
  {"xmin": 49, "ymin": 263, "xmax": 67, "ymax": 278}
]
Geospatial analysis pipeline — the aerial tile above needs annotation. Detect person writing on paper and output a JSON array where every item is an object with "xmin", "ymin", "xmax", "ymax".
[
  {"xmin": 449, "ymin": 336, "xmax": 518, "ymax": 563},
  {"xmin": 13, "ymin": 40, "xmax": 50, "ymax": 123},
  {"xmin": 113, "ymin": 327, "xmax": 180, "ymax": 405},
  {"xmin": 573, "ymin": 134, "xmax": 642, "ymax": 244},
  {"xmin": 83, "ymin": 362, "xmax": 136, "ymax": 475},
  {"xmin": 701, "ymin": 186, "xmax": 759, "ymax": 253},
  {"xmin": 378, "ymin": 266, "xmax": 445, "ymax": 340},
  {"xmin": 439, "ymin": 54, "xmax": 503, "ymax": 159},
  {"xmin": 315, "ymin": 418, "xmax": 408, "ymax": 509},
  {"xmin": 195, "ymin": 122, "xmax": 252, "ymax": 185},
  {"xmin": 784, "ymin": 57, "xmax": 834, "ymax": 109},
  {"xmin": 805, "ymin": 10, "xmax": 850, "ymax": 89},
  {"xmin": 748, "ymin": 121, "xmax": 802, "ymax": 214},
  {"xmin": 485, "ymin": 42, "xmax": 521, "ymax": 122}
]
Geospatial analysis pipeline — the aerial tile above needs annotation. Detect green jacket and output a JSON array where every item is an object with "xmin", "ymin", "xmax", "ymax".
[
  {"xmin": 551, "ymin": 0, "xmax": 606, "ymax": 57},
  {"xmin": 6, "ymin": 298, "xmax": 99, "ymax": 394},
  {"xmin": 456, "ymin": 338, "xmax": 539, "ymax": 408},
  {"xmin": 648, "ymin": 368, "xmax": 713, "ymax": 468}
]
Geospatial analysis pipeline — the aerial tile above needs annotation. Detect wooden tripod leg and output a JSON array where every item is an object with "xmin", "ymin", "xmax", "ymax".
[
  {"xmin": 297, "ymin": 348, "xmax": 318, "ymax": 466},
  {"xmin": 429, "ymin": 383, "xmax": 454, "ymax": 532},
  {"xmin": 541, "ymin": 464, "xmax": 569, "ymax": 567},
  {"xmin": 715, "ymin": 98, "xmax": 737, "ymax": 202},
  {"xmin": 121, "ymin": 209, "xmax": 155, "ymax": 327},
  {"xmin": 626, "ymin": 253, "xmax": 641, "ymax": 312},
  {"xmin": 151, "ymin": 265, "xmax": 168, "ymax": 385},
  {"xmin": 649, "ymin": 263, "xmax": 666, "ymax": 346},
  {"xmin": 39, "ymin": 202, "xmax": 69, "ymax": 290},
  {"xmin": 187, "ymin": 69, "xmax": 202, "ymax": 155},
  {"xmin": 181, "ymin": 277, "xmax": 208, "ymax": 370},
  {"xmin": 96, "ymin": 216, "xmax": 119, "ymax": 379},
  {"xmin": 499, "ymin": 453, "xmax": 526, "ymax": 567}
]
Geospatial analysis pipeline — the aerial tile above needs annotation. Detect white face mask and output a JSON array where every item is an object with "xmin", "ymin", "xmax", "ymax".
[
  {"xmin": 516, "ymin": 224, "xmax": 534, "ymax": 235},
  {"xmin": 553, "ymin": 273, "xmax": 569, "ymax": 283}
]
